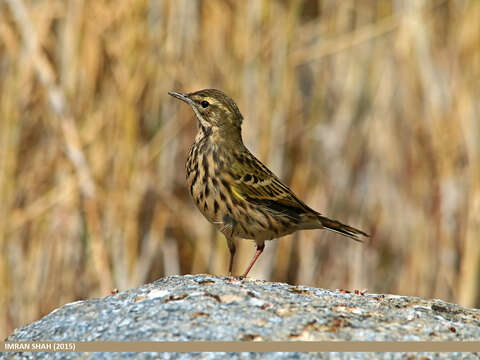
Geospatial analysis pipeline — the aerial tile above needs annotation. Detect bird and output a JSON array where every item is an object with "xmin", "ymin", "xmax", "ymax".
[{"xmin": 168, "ymin": 88, "xmax": 368, "ymax": 279}]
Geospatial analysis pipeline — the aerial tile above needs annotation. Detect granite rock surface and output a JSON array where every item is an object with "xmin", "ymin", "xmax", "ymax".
[{"xmin": 4, "ymin": 274, "xmax": 479, "ymax": 359}]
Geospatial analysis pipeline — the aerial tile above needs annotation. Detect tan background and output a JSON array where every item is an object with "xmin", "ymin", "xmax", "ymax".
[{"xmin": 0, "ymin": 0, "xmax": 479, "ymax": 339}]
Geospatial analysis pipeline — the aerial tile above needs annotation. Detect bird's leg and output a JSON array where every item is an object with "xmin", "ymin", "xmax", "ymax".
[
  {"xmin": 226, "ymin": 237, "xmax": 236, "ymax": 276},
  {"xmin": 239, "ymin": 243, "xmax": 265, "ymax": 279},
  {"xmin": 220, "ymin": 217, "xmax": 237, "ymax": 276}
]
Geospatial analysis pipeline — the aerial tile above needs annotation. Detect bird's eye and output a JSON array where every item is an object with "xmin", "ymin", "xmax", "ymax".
[{"xmin": 201, "ymin": 100, "xmax": 209, "ymax": 108}]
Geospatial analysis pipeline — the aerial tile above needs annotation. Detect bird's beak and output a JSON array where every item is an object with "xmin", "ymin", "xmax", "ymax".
[{"xmin": 168, "ymin": 91, "xmax": 194, "ymax": 106}]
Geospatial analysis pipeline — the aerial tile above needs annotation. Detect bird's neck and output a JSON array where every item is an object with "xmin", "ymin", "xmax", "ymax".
[{"xmin": 195, "ymin": 123, "xmax": 244, "ymax": 150}]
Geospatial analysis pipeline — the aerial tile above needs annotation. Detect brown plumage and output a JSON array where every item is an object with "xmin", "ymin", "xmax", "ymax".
[{"xmin": 169, "ymin": 89, "xmax": 368, "ymax": 278}]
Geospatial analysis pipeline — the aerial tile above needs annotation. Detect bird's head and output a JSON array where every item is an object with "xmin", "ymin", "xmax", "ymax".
[{"xmin": 168, "ymin": 89, "xmax": 243, "ymax": 138}]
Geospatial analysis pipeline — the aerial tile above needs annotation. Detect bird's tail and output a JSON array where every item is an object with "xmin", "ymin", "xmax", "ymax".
[{"xmin": 318, "ymin": 215, "xmax": 369, "ymax": 242}]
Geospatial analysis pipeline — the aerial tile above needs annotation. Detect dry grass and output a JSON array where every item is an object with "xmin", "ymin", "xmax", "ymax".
[{"xmin": 0, "ymin": 0, "xmax": 479, "ymax": 338}]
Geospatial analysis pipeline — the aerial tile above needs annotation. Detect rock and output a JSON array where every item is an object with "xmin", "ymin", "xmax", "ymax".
[{"xmin": 4, "ymin": 275, "xmax": 480, "ymax": 359}]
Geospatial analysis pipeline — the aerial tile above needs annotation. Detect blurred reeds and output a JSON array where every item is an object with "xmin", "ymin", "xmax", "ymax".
[{"xmin": 0, "ymin": 0, "xmax": 479, "ymax": 338}]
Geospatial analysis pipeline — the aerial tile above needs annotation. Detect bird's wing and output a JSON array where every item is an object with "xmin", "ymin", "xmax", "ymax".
[
  {"xmin": 226, "ymin": 150, "xmax": 368, "ymax": 241},
  {"xmin": 228, "ymin": 151, "xmax": 315, "ymax": 221}
]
